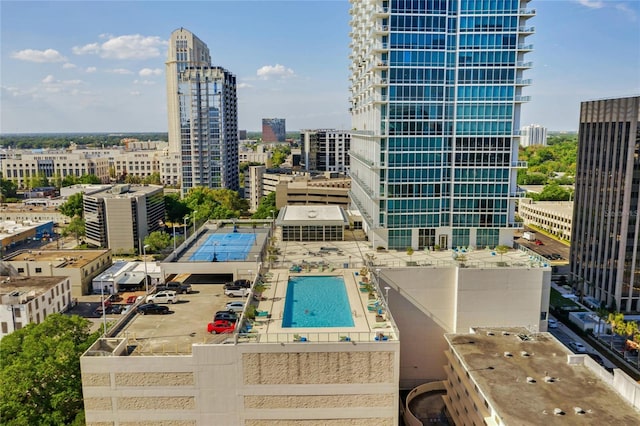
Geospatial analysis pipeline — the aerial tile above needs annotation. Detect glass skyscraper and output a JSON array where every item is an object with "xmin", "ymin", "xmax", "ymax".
[
  {"xmin": 349, "ymin": 0, "xmax": 534, "ymax": 250},
  {"xmin": 166, "ymin": 28, "xmax": 239, "ymax": 196}
]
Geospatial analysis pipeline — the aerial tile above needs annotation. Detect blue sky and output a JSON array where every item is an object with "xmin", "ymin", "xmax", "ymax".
[{"xmin": 1, "ymin": 0, "xmax": 638, "ymax": 133}]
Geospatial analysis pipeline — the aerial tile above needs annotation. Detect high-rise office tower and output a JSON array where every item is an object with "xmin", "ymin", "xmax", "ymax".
[
  {"xmin": 348, "ymin": 0, "xmax": 534, "ymax": 250},
  {"xmin": 166, "ymin": 28, "xmax": 239, "ymax": 196},
  {"xmin": 300, "ymin": 129, "xmax": 351, "ymax": 173},
  {"xmin": 570, "ymin": 96, "xmax": 639, "ymax": 312},
  {"xmin": 262, "ymin": 118, "xmax": 286, "ymax": 142}
]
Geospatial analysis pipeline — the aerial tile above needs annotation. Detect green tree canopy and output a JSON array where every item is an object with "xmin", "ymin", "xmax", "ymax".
[
  {"xmin": 0, "ymin": 314, "xmax": 101, "ymax": 425},
  {"xmin": 271, "ymin": 145, "xmax": 291, "ymax": 167},
  {"xmin": 533, "ymin": 182, "xmax": 572, "ymax": 201},
  {"xmin": 142, "ymin": 172, "xmax": 161, "ymax": 185},
  {"xmin": 29, "ymin": 172, "xmax": 50, "ymax": 189},
  {"xmin": 164, "ymin": 193, "xmax": 190, "ymax": 224},
  {"xmin": 63, "ymin": 217, "xmax": 86, "ymax": 245},
  {"xmin": 517, "ymin": 171, "xmax": 548, "ymax": 185},
  {"xmin": 183, "ymin": 187, "xmax": 248, "ymax": 221},
  {"xmin": 252, "ymin": 192, "xmax": 278, "ymax": 219},
  {"xmin": 144, "ymin": 230, "xmax": 171, "ymax": 252},
  {"xmin": 60, "ymin": 174, "xmax": 101, "ymax": 187},
  {"xmin": 0, "ymin": 178, "xmax": 18, "ymax": 201},
  {"xmin": 59, "ymin": 192, "xmax": 84, "ymax": 218}
]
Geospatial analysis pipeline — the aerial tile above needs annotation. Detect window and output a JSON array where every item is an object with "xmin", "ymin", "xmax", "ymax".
[
  {"xmin": 17, "ymin": 268, "xmax": 24, "ymax": 273},
  {"xmin": 35, "ymin": 267, "xmax": 42, "ymax": 273}
]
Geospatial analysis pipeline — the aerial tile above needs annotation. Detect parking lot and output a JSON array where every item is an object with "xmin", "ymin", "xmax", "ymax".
[
  {"xmin": 516, "ymin": 227, "xmax": 570, "ymax": 264},
  {"xmin": 116, "ymin": 284, "xmax": 239, "ymax": 354}
]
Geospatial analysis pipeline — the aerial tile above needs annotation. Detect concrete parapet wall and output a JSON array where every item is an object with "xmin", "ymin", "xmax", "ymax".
[
  {"xmin": 114, "ymin": 372, "xmax": 194, "ymax": 386},
  {"xmin": 82, "ymin": 373, "xmax": 111, "ymax": 387},
  {"xmin": 118, "ymin": 396, "xmax": 195, "ymax": 410},
  {"xmin": 244, "ymin": 393, "xmax": 393, "ymax": 409},
  {"xmin": 243, "ymin": 351, "xmax": 394, "ymax": 385},
  {"xmin": 245, "ymin": 420, "xmax": 393, "ymax": 426}
]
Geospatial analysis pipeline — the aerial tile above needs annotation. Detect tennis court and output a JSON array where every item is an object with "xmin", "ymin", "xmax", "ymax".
[{"xmin": 189, "ymin": 233, "xmax": 256, "ymax": 262}]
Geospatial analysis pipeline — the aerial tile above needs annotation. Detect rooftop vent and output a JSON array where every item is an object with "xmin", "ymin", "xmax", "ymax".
[
  {"xmin": 521, "ymin": 351, "xmax": 531, "ymax": 357},
  {"xmin": 526, "ymin": 376, "xmax": 536, "ymax": 383},
  {"xmin": 502, "ymin": 331, "xmax": 510, "ymax": 336},
  {"xmin": 504, "ymin": 352, "xmax": 513, "ymax": 358},
  {"xmin": 545, "ymin": 376, "xmax": 555, "ymax": 383},
  {"xmin": 553, "ymin": 408, "xmax": 564, "ymax": 416},
  {"xmin": 573, "ymin": 407, "xmax": 585, "ymax": 415},
  {"xmin": 487, "ymin": 331, "xmax": 495, "ymax": 336}
]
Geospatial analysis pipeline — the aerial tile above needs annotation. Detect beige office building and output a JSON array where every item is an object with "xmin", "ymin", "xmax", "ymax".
[
  {"xmin": 518, "ymin": 198, "xmax": 573, "ymax": 241},
  {"xmin": 444, "ymin": 327, "xmax": 640, "ymax": 425}
]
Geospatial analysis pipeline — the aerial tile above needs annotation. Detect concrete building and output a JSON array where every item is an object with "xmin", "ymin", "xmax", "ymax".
[
  {"xmin": 570, "ymin": 96, "xmax": 640, "ymax": 312},
  {"xmin": 300, "ymin": 129, "xmax": 351, "ymax": 173},
  {"xmin": 518, "ymin": 198, "xmax": 573, "ymax": 241},
  {"xmin": 238, "ymin": 143, "xmax": 272, "ymax": 166},
  {"xmin": 166, "ymin": 28, "xmax": 239, "ymax": 196},
  {"xmin": 520, "ymin": 123, "xmax": 548, "ymax": 147},
  {"xmin": 275, "ymin": 177, "xmax": 351, "ymax": 210},
  {"xmin": 1, "ymin": 150, "xmax": 110, "ymax": 189},
  {"xmin": 83, "ymin": 184, "xmax": 165, "ymax": 254},
  {"xmin": 0, "ymin": 275, "xmax": 72, "ymax": 339},
  {"xmin": 3, "ymin": 249, "xmax": 112, "ymax": 296},
  {"xmin": 277, "ymin": 205, "xmax": 350, "ymax": 242},
  {"xmin": 348, "ymin": 0, "xmax": 533, "ymax": 249},
  {"xmin": 0, "ymin": 220, "xmax": 55, "ymax": 256},
  {"xmin": 262, "ymin": 118, "xmax": 286, "ymax": 142},
  {"xmin": 443, "ymin": 327, "xmax": 640, "ymax": 425}
]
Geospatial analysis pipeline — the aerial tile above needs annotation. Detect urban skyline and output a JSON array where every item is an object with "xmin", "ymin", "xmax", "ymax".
[{"xmin": 1, "ymin": 0, "xmax": 639, "ymax": 134}]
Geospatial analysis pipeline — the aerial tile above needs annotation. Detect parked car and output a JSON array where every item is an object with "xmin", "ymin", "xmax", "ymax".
[
  {"xmin": 234, "ymin": 279, "xmax": 252, "ymax": 288},
  {"xmin": 157, "ymin": 281, "xmax": 192, "ymax": 294},
  {"xmin": 146, "ymin": 290, "xmax": 178, "ymax": 304},
  {"xmin": 224, "ymin": 286, "xmax": 250, "ymax": 298},
  {"xmin": 214, "ymin": 311, "xmax": 238, "ymax": 322},
  {"xmin": 535, "ymin": 239, "xmax": 544, "ymax": 245},
  {"xmin": 137, "ymin": 303, "xmax": 170, "ymax": 315},
  {"xmin": 548, "ymin": 318, "xmax": 558, "ymax": 329},
  {"xmin": 570, "ymin": 341, "xmax": 587, "ymax": 353},
  {"xmin": 225, "ymin": 301, "xmax": 246, "ymax": 313},
  {"xmin": 588, "ymin": 353, "xmax": 605, "ymax": 366},
  {"xmin": 207, "ymin": 320, "xmax": 235, "ymax": 334}
]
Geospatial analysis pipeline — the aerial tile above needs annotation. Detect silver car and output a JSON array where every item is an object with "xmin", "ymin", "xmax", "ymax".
[
  {"xmin": 146, "ymin": 290, "xmax": 179, "ymax": 304},
  {"xmin": 224, "ymin": 301, "xmax": 246, "ymax": 313}
]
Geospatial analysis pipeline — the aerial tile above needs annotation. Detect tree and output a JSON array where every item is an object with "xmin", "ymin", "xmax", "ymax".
[
  {"xmin": 495, "ymin": 245, "xmax": 510, "ymax": 262},
  {"xmin": 406, "ymin": 247, "xmax": 414, "ymax": 263},
  {"xmin": 607, "ymin": 312, "xmax": 625, "ymax": 350},
  {"xmin": 143, "ymin": 231, "xmax": 171, "ymax": 252},
  {"xmin": 534, "ymin": 182, "xmax": 571, "ymax": 201},
  {"xmin": 29, "ymin": 172, "xmax": 50, "ymax": 189},
  {"xmin": 79, "ymin": 174, "xmax": 101, "ymax": 184},
  {"xmin": 142, "ymin": 173, "xmax": 161, "ymax": 185},
  {"xmin": 63, "ymin": 217, "xmax": 85, "ymax": 245},
  {"xmin": 0, "ymin": 178, "xmax": 18, "ymax": 201},
  {"xmin": 271, "ymin": 145, "xmax": 291, "ymax": 167},
  {"xmin": 0, "ymin": 314, "xmax": 101, "ymax": 425},
  {"xmin": 61, "ymin": 174, "xmax": 79, "ymax": 187},
  {"xmin": 164, "ymin": 193, "xmax": 190, "ymax": 224},
  {"xmin": 59, "ymin": 192, "xmax": 84, "ymax": 219},
  {"xmin": 252, "ymin": 192, "xmax": 277, "ymax": 219},
  {"xmin": 183, "ymin": 187, "xmax": 248, "ymax": 220}
]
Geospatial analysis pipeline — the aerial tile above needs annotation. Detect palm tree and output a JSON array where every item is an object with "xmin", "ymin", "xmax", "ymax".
[
  {"xmin": 624, "ymin": 321, "xmax": 639, "ymax": 360},
  {"xmin": 607, "ymin": 312, "xmax": 625, "ymax": 350}
]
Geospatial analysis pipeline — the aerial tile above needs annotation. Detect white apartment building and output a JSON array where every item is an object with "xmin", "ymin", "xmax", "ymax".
[
  {"xmin": 300, "ymin": 129, "xmax": 351, "ymax": 173},
  {"xmin": 238, "ymin": 144, "xmax": 272, "ymax": 166},
  {"xmin": 520, "ymin": 123, "xmax": 548, "ymax": 147},
  {"xmin": 0, "ymin": 275, "xmax": 72, "ymax": 338},
  {"xmin": 1, "ymin": 150, "xmax": 110, "ymax": 188}
]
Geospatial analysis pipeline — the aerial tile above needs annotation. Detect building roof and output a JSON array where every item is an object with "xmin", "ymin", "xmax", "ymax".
[
  {"xmin": 83, "ymin": 184, "xmax": 163, "ymax": 199},
  {"xmin": 278, "ymin": 205, "xmax": 349, "ymax": 225},
  {"xmin": 4, "ymin": 249, "xmax": 110, "ymax": 268},
  {"xmin": 520, "ymin": 200, "xmax": 574, "ymax": 218},
  {"xmin": 446, "ymin": 327, "xmax": 640, "ymax": 424},
  {"xmin": 0, "ymin": 275, "xmax": 67, "ymax": 303}
]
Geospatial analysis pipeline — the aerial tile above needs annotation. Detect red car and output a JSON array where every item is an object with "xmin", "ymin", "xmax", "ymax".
[
  {"xmin": 207, "ymin": 320, "xmax": 235, "ymax": 334},
  {"xmin": 535, "ymin": 239, "xmax": 544, "ymax": 245}
]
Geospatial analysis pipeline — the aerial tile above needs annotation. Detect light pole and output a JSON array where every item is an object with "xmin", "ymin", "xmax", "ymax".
[
  {"xmin": 143, "ymin": 244, "xmax": 150, "ymax": 294},
  {"xmin": 212, "ymin": 242, "xmax": 218, "ymax": 262},
  {"xmin": 384, "ymin": 286, "xmax": 391, "ymax": 307},
  {"xmin": 192, "ymin": 210, "xmax": 198, "ymax": 237},
  {"xmin": 100, "ymin": 275, "xmax": 110, "ymax": 336},
  {"xmin": 173, "ymin": 223, "xmax": 177, "ymax": 252},
  {"xmin": 183, "ymin": 216, "xmax": 188, "ymax": 241},
  {"xmin": 270, "ymin": 209, "xmax": 275, "ymax": 232}
]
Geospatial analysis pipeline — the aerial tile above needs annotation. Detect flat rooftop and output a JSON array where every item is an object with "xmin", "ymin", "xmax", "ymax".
[
  {"xmin": 4, "ymin": 249, "xmax": 109, "ymax": 269},
  {"xmin": 0, "ymin": 275, "xmax": 66, "ymax": 296},
  {"xmin": 279, "ymin": 205, "xmax": 349, "ymax": 224},
  {"xmin": 446, "ymin": 327, "xmax": 640, "ymax": 424},
  {"xmin": 114, "ymin": 268, "xmax": 397, "ymax": 355},
  {"xmin": 171, "ymin": 225, "xmax": 268, "ymax": 263}
]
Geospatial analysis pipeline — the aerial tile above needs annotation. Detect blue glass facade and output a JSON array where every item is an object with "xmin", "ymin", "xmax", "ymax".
[{"xmin": 349, "ymin": 0, "xmax": 533, "ymax": 249}]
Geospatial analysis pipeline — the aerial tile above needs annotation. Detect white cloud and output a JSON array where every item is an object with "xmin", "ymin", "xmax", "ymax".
[
  {"xmin": 130, "ymin": 91, "xmax": 142, "ymax": 96},
  {"xmin": 11, "ymin": 48, "xmax": 67, "ymax": 63},
  {"xmin": 576, "ymin": 0, "xmax": 605, "ymax": 8},
  {"xmin": 615, "ymin": 3, "xmax": 637, "ymax": 21},
  {"xmin": 256, "ymin": 64, "xmax": 296, "ymax": 80},
  {"xmin": 237, "ymin": 82, "xmax": 253, "ymax": 89},
  {"xmin": 138, "ymin": 68, "xmax": 162, "ymax": 77},
  {"xmin": 110, "ymin": 68, "xmax": 133, "ymax": 75},
  {"xmin": 42, "ymin": 75, "xmax": 55, "ymax": 84},
  {"xmin": 85, "ymin": 67, "xmax": 97, "ymax": 73},
  {"xmin": 63, "ymin": 63, "xmax": 77, "ymax": 69},
  {"xmin": 133, "ymin": 79, "xmax": 156, "ymax": 86},
  {"xmin": 72, "ymin": 34, "xmax": 167, "ymax": 60}
]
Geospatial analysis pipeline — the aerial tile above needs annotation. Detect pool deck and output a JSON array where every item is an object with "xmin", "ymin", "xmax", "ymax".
[{"xmin": 243, "ymin": 267, "xmax": 397, "ymax": 344}]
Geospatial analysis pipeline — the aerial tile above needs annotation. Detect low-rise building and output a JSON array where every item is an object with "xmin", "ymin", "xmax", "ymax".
[
  {"xmin": 275, "ymin": 177, "xmax": 350, "ymax": 209},
  {"xmin": 444, "ymin": 327, "xmax": 640, "ymax": 425},
  {"xmin": 518, "ymin": 198, "xmax": 573, "ymax": 241},
  {"xmin": 3, "ymin": 249, "xmax": 112, "ymax": 296},
  {"xmin": 0, "ymin": 275, "xmax": 72, "ymax": 339},
  {"xmin": 0, "ymin": 220, "xmax": 55, "ymax": 255}
]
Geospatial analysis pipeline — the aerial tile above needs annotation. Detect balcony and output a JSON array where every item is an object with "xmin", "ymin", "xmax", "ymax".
[
  {"xmin": 374, "ymin": 6, "xmax": 390, "ymax": 16},
  {"xmin": 518, "ymin": 26, "xmax": 535, "ymax": 34},
  {"xmin": 519, "ymin": 8, "xmax": 536, "ymax": 16},
  {"xmin": 514, "ymin": 95, "xmax": 531, "ymax": 102},
  {"xmin": 373, "ymin": 78, "xmax": 388, "ymax": 86},
  {"xmin": 375, "ymin": 25, "xmax": 389, "ymax": 34},
  {"xmin": 373, "ymin": 60, "xmax": 389, "ymax": 69},
  {"xmin": 373, "ymin": 42, "xmax": 389, "ymax": 52},
  {"xmin": 515, "ymin": 79, "xmax": 532, "ymax": 86},
  {"xmin": 516, "ymin": 61, "xmax": 533, "ymax": 69},
  {"xmin": 517, "ymin": 44, "xmax": 534, "ymax": 51},
  {"xmin": 372, "ymin": 94, "xmax": 389, "ymax": 103},
  {"xmin": 511, "ymin": 161, "xmax": 528, "ymax": 168}
]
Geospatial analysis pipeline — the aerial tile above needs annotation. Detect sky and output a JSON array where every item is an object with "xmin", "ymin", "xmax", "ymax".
[{"xmin": 1, "ymin": 0, "xmax": 638, "ymax": 133}]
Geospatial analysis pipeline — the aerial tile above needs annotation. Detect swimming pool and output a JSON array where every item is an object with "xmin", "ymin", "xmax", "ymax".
[
  {"xmin": 282, "ymin": 276, "xmax": 354, "ymax": 328},
  {"xmin": 189, "ymin": 233, "xmax": 256, "ymax": 262}
]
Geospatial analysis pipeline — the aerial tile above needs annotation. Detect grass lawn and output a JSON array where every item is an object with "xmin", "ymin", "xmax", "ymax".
[{"xmin": 550, "ymin": 287, "xmax": 581, "ymax": 309}]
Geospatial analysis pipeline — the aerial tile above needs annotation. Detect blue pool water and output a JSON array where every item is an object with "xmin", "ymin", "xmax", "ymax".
[
  {"xmin": 189, "ymin": 233, "xmax": 256, "ymax": 262},
  {"xmin": 282, "ymin": 276, "xmax": 354, "ymax": 328}
]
